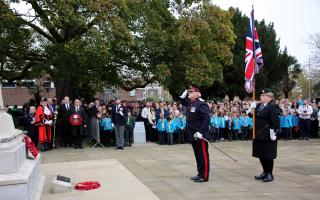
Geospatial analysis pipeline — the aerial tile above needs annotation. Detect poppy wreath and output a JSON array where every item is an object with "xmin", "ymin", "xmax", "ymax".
[
  {"xmin": 69, "ymin": 114, "xmax": 83, "ymax": 126},
  {"xmin": 23, "ymin": 135, "xmax": 38, "ymax": 158},
  {"xmin": 74, "ymin": 181, "xmax": 101, "ymax": 191}
]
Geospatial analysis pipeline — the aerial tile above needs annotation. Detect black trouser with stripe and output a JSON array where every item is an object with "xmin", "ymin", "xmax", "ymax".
[{"xmin": 191, "ymin": 140, "xmax": 210, "ymax": 180}]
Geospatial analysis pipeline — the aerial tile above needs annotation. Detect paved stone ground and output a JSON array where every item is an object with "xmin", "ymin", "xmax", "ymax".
[{"xmin": 41, "ymin": 139, "xmax": 320, "ymax": 200}]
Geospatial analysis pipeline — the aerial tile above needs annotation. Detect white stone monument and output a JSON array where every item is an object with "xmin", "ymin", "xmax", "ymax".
[
  {"xmin": 0, "ymin": 84, "xmax": 45, "ymax": 200},
  {"xmin": 133, "ymin": 122, "xmax": 146, "ymax": 144}
]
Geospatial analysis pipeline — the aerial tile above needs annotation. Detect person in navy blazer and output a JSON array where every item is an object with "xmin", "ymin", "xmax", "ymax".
[{"xmin": 111, "ymin": 98, "xmax": 127, "ymax": 149}]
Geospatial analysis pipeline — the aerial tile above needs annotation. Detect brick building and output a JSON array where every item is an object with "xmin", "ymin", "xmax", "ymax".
[
  {"xmin": 1, "ymin": 79, "xmax": 55, "ymax": 107},
  {"xmin": 98, "ymin": 83, "xmax": 172, "ymax": 103},
  {"xmin": 2, "ymin": 80, "xmax": 172, "ymax": 107}
]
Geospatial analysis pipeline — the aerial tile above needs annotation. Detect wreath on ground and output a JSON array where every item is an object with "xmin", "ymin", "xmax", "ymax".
[{"xmin": 74, "ymin": 181, "xmax": 101, "ymax": 191}]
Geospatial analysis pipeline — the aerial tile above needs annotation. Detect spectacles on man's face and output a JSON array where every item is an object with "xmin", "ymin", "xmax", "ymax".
[{"xmin": 188, "ymin": 90, "xmax": 196, "ymax": 93}]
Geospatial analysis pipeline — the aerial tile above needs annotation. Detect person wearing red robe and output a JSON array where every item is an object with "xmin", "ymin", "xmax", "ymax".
[{"xmin": 35, "ymin": 98, "xmax": 53, "ymax": 152}]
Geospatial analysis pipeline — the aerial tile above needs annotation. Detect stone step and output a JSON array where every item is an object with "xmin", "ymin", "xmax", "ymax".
[{"xmin": 0, "ymin": 155, "xmax": 43, "ymax": 200}]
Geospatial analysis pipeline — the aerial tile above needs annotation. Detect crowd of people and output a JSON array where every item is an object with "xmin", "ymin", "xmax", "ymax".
[{"xmin": 9, "ymin": 94, "xmax": 320, "ymax": 152}]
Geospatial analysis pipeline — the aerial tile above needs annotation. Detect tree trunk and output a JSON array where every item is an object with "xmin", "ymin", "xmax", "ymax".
[{"xmin": 55, "ymin": 79, "xmax": 73, "ymax": 102}]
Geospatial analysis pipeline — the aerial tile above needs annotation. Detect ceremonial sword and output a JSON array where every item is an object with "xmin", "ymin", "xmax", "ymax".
[{"xmin": 201, "ymin": 137, "xmax": 237, "ymax": 162}]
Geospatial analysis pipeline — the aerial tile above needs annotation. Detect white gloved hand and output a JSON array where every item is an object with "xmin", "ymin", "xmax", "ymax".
[
  {"xmin": 194, "ymin": 132, "xmax": 203, "ymax": 140},
  {"xmin": 270, "ymin": 129, "xmax": 277, "ymax": 141},
  {"xmin": 119, "ymin": 111, "xmax": 124, "ymax": 116},
  {"xmin": 180, "ymin": 89, "xmax": 188, "ymax": 99},
  {"xmin": 44, "ymin": 120, "xmax": 53, "ymax": 125},
  {"xmin": 112, "ymin": 123, "xmax": 114, "ymax": 128},
  {"xmin": 250, "ymin": 101, "xmax": 257, "ymax": 109}
]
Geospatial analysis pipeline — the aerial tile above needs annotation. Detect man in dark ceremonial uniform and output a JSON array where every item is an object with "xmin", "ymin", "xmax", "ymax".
[
  {"xmin": 180, "ymin": 85, "xmax": 211, "ymax": 183},
  {"xmin": 251, "ymin": 88, "xmax": 280, "ymax": 182}
]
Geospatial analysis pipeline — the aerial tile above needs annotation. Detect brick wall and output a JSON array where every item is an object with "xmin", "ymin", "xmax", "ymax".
[{"xmin": 2, "ymin": 87, "xmax": 56, "ymax": 106}]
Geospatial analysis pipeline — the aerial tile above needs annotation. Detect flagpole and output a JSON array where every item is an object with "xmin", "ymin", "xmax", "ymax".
[
  {"xmin": 251, "ymin": 5, "xmax": 256, "ymax": 139},
  {"xmin": 252, "ymin": 77, "xmax": 256, "ymax": 139}
]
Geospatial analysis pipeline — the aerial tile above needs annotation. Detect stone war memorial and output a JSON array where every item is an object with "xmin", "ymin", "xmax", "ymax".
[{"xmin": 0, "ymin": 86, "xmax": 44, "ymax": 200}]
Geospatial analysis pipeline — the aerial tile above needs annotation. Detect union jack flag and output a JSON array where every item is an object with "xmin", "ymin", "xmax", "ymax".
[{"xmin": 245, "ymin": 8, "xmax": 263, "ymax": 93}]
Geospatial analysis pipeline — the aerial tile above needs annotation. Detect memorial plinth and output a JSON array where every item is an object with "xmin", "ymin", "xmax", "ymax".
[
  {"xmin": 133, "ymin": 122, "xmax": 146, "ymax": 144},
  {"xmin": 0, "ymin": 110, "xmax": 44, "ymax": 200}
]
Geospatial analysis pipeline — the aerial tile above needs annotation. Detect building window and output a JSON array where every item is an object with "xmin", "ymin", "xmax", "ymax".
[
  {"xmin": 21, "ymin": 80, "xmax": 36, "ymax": 88},
  {"xmin": 1, "ymin": 82, "xmax": 16, "ymax": 88},
  {"xmin": 42, "ymin": 81, "xmax": 54, "ymax": 88},
  {"xmin": 130, "ymin": 90, "xmax": 136, "ymax": 97}
]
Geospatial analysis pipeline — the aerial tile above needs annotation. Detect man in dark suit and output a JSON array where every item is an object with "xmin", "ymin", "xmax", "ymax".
[
  {"xmin": 70, "ymin": 99, "xmax": 86, "ymax": 149},
  {"xmin": 47, "ymin": 97, "xmax": 57, "ymax": 114},
  {"xmin": 251, "ymin": 88, "xmax": 280, "ymax": 182},
  {"xmin": 59, "ymin": 96, "xmax": 74, "ymax": 147},
  {"xmin": 111, "ymin": 98, "xmax": 127, "ymax": 149}
]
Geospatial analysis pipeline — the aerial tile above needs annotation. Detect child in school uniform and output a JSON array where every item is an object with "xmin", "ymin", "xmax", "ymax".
[
  {"xmin": 231, "ymin": 112, "xmax": 240, "ymax": 141},
  {"xmin": 101, "ymin": 113, "xmax": 113, "ymax": 146},
  {"xmin": 167, "ymin": 114, "xmax": 176, "ymax": 145},
  {"xmin": 156, "ymin": 113, "xmax": 168, "ymax": 145},
  {"xmin": 175, "ymin": 113, "xmax": 186, "ymax": 144},
  {"xmin": 239, "ymin": 111, "xmax": 250, "ymax": 140},
  {"xmin": 124, "ymin": 111, "xmax": 135, "ymax": 146},
  {"xmin": 291, "ymin": 111, "xmax": 300, "ymax": 139},
  {"xmin": 210, "ymin": 112, "xmax": 219, "ymax": 142},
  {"xmin": 218, "ymin": 112, "xmax": 226, "ymax": 141},
  {"xmin": 280, "ymin": 110, "xmax": 293, "ymax": 140}
]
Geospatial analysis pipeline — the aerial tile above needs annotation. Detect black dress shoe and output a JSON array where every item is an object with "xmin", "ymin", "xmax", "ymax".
[
  {"xmin": 119, "ymin": 147, "xmax": 124, "ymax": 150},
  {"xmin": 255, "ymin": 172, "xmax": 266, "ymax": 180},
  {"xmin": 263, "ymin": 173, "xmax": 274, "ymax": 182},
  {"xmin": 79, "ymin": 146, "xmax": 83, "ymax": 149},
  {"xmin": 190, "ymin": 175, "xmax": 200, "ymax": 181},
  {"xmin": 193, "ymin": 178, "xmax": 208, "ymax": 183}
]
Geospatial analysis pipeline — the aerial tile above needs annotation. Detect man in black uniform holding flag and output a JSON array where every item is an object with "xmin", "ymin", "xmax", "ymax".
[{"xmin": 180, "ymin": 85, "xmax": 211, "ymax": 183}]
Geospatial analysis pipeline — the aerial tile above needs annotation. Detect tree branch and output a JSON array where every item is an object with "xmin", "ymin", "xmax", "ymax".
[
  {"xmin": 24, "ymin": 21, "xmax": 55, "ymax": 42},
  {"xmin": 0, "ymin": 48, "xmax": 46, "ymax": 62},
  {"xmin": 0, "ymin": 62, "xmax": 35, "ymax": 83},
  {"xmin": 119, "ymin": 80, "xmax": 152, "ymax": 91},
  {"xmin": 28, "ymin": 0, "xmax": 64, "ymax": 42}
]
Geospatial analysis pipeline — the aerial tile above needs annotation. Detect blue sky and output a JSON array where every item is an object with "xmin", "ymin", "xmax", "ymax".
[{"xmin": 211, "ymin": 0, "xmax": 320, "ymax": 66}]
